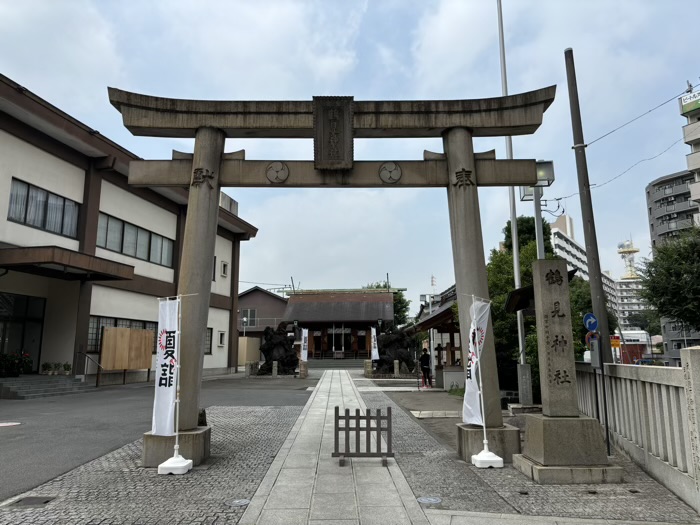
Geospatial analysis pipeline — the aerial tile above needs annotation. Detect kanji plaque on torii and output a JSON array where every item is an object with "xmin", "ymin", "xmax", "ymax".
[{"xmin": 108, "ymin": 85, "xmax": 556, "ymax": 465}]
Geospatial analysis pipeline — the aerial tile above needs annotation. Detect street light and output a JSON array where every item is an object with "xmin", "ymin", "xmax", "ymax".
[
  {"xmin": 520, "ymin": 160, "xmax": 555, "ymax": 260},
  {"xmin": 242, "ymin": 317, "xmax": 247, "ymax": 337}
]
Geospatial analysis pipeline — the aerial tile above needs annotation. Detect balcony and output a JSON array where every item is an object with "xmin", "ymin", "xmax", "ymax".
[
  {"xmin": 656, "ymin": 218, "xmax": 694, "ymax": 236},
  {"xmin": 683, "ymin": 122, "xmax": 700, "ymax": 146},
  {"xmin": 691, "ymin": 180, "xmax": 700, "ymax": 205},
  {"xmin": 688, "ymin": 151, "xmax": 700, "ymax": 172}
]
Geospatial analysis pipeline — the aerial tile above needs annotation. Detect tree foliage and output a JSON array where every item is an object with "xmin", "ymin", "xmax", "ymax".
[
  {"xmin": 486, "ymin": 240, "xmax": 541, "ymax": 390},
  {"xmin": 363, "ymin": 281, "xmax": 411, "ymax": 327},
  {"xmin": 638, "ymin": 228, "xmax": 700, "ymax": 332},
  {"xmin": 503, "ymin": 216, "xmax": 553, "ymax": 255},
  {"xmin": 626, "ymin": 310, "xmax": 661, "ymax": 336}
]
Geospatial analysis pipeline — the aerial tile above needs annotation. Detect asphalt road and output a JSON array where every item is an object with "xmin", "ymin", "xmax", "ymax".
[{"xmin": 0, "ymin": 374, "xmax": 317, "ymax": 502}]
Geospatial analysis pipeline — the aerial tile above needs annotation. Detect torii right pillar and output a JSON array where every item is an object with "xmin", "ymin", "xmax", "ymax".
[{"xmin": 444, "ymin": 127, "xmax": 521, "ymax": 462}]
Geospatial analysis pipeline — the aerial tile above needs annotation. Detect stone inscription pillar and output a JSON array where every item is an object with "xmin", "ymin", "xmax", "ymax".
[
  {"xmin": 178, "ymin": 127, "xmax": 226, "ymax": 430},
  {"xmin": 532, "ymin": 259, "xmax": 578, "ymax": 416},
  {"xmin": 444, "ymin": 127, "xmax": 503, "ymax": 428}
]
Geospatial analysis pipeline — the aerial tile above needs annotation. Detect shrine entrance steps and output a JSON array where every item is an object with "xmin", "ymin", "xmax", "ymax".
[{"xmin": 307, "ymin": 358, "xmax": 366, "ymax": 370}]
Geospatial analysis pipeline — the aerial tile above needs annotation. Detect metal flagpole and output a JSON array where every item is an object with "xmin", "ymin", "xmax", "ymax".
[
  {"xmin": 474, "ymin": 296, "xmax": 489, "ymax": 452},
  {"xmin": 174, "ymin": 296, "xmax": 182, "ymax": 458}
]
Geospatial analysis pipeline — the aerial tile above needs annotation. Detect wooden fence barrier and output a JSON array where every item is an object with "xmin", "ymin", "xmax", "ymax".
[{"xmin": 332, "ymin": 406, "xmax": 394, "ymax": 466}]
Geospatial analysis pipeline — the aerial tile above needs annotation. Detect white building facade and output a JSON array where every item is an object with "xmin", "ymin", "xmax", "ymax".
[{"xmin": 0, "ymin": 74, "xmax": 257, "ymax": 383}]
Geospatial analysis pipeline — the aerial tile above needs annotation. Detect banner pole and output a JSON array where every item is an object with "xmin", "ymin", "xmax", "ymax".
[
  {"xmin": 474, "ymin": 295, "xmax": 489, "ymax": 452},
  {"xmin": 173, "ymin": 296, "xmax": 181, "ymax": 457}
]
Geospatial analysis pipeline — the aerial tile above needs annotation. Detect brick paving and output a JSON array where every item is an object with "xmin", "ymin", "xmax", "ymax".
[
  {"xmin": 0, "ymin": 406, "xmax": 301, "ymax": 525},
  {"xmin": 362, "ymin": 389, "xmax": 700, "ymax": 523}
]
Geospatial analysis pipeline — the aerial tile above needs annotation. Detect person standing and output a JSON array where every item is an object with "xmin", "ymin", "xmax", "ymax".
[{"xmin": 419, "ymin": 348, "xmax": 431, "ymax": 388}]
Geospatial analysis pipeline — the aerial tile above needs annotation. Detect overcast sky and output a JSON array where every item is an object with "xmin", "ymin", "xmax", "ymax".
[{"xmin": 1, "ymin": 1, "xmax": 696, "ymax": 316}]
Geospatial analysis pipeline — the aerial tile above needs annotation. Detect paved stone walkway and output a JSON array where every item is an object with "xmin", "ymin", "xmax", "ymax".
[
  {"xmin": 240, "ymin": 369, "xmax": 428, "ymax": 525},
  {"xmin": 2, "ymin": 369, "xmax": 699, "ymax": 524}
]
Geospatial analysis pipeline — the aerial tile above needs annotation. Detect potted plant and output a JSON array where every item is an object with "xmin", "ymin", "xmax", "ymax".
[
  {"xmin": 41, "ymin": 362, "xmax": 51, "ymax": 375},
  {"xmin": 63, "ymin": 362, "xmax": 72, "ymax": 376},
  {"xmin": 0, "ymin": 353, "xmax": 21, "ymax": 377},
  {"xmin": 52, "ymin": 362, "xmax": 62, "ymax": 375},
  {"xmin": 18, "ymin": 352, "xmax": 32, "ymax": 374}
]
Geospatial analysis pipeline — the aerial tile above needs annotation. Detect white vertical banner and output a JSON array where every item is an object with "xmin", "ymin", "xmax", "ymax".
[
  {"xmin": 152, "ymin": 297, "xmax": 180, "ymax": 436},
  {"xmin": 301, "ymin": 328, "xmax": 308, "ymax": 362},
  {"xmin": 463, "ymin": 296, "xmax": 491, "ymax": 426},
  {"xmin": 371, "ymin": 327, "xmax": 380, "ymax": 360}
]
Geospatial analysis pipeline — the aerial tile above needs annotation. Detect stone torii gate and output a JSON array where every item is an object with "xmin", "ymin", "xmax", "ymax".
[{"xmin": 108, "ymin": 86, "xmax": 556, "ymax": 464}]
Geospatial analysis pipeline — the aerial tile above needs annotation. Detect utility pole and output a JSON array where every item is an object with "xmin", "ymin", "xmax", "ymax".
[
  {"xmin": 564, "ymin": 48, "xmax": 612, "ymax": 364},
  {"xmin": 497, "ymin": 0, "xmax": 532, "ymax": 404}
]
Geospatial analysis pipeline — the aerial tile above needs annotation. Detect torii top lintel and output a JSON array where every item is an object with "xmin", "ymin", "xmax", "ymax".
[{"xmin": 107, "ymin": 86, "xmax": 556, "ymax": 140}]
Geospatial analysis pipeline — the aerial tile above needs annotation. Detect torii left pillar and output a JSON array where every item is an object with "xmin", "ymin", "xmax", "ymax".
[
  {"xmin": 444, "ymin": 128, "xmax": 521, "ymax": 463},
  {"xmin": 143, "ymin": 127, "xmax": 225, "ymax": 467}
]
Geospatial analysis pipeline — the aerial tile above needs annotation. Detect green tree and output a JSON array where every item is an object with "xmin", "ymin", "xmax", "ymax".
[
  {"xmin": 503, "ymin": 216, "xmax": 553, "ymax": 255},
  {"xmin": 363, "ymin": 281, "xmax": 411, "ymax": 327},
  {"xmin": 485, "ymin": 240, "xmax": 541, "ymax": 390},
  {"xmin": 638, "ymin": 227, "xmax": 700, "ymax": 332},
  {"xmin": 626, "ymin": 310, "xmax": 661, "ymax": 336}
]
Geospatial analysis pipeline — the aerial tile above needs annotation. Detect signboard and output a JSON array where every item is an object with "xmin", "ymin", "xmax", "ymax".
[
  {"xmin": 313, "ymin": 96, "xmax": 354, "ymax": 170},
  {"xmin": 610, "ymin": 335, "xmax": 621, "ymax": 349},
  {"xmin": 301, "ymin": 328, "xmax": 308, "ymax": 362},
  {"xmin": 681, "ymin": 91, "xmax": 700, "ymax": 116},
  {"xmin": 370, "ymin": 327, "xmax": 380, "ymax": 361},
  {"xmin": 583, "ymin": 312, "xmax": 598, "ymax": 332}
]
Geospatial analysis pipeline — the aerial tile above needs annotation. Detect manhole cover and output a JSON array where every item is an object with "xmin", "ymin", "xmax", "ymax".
[
  {"xmin": 0, "ymin": 422, "xmax": 21, "ymax": 427},
  {"xmin": 225, "ymin": 499, "xmax": 250, "ymax": 507},
  {"xmin": 10, "ymin": 497, "xmax": 54, "ymax": 507},
  {"xmin": 417, "ymin": 496, "xmax": 442, "ymax": 504}
]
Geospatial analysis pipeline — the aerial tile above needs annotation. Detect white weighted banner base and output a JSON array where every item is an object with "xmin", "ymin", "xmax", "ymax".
[
  {"xmin": 158, "ymin": 454, "xmax": 193, "ymax": 475},
  {"xmin": 471, "ymin": 449, "xmax": 504, "ymax": 469}
]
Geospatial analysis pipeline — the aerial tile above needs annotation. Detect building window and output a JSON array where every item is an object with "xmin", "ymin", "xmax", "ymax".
[
  {"xmin": 7, "ymin": 178, "xmax": 79, "ymax": 239},
  {"xmin": 241, "ymin": 309, "xmax": 257, "ymax": 328},
  {"xmin": 218, "ymin": 331, "xmax": 226, "ymax": 347},
  {"xmin": 96, "ymin": 212, "xmax": 174, "ymax": 268},
  {"xmin": 204, "ymin": 328, "xmax": 213, "ymax": 355},
  {"xmin": 221, "ymin": 261, "xmax": 229, "ymax": 278}
]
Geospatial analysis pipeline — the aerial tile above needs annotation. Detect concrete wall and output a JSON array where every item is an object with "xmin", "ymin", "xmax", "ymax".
[
  {"xmin": 41, "ymin": 280, "xmax": 79, "ymax": 366},
  {"xmin": 203, "ymin": 307, "xmax": 230, "ymax": 370},
  {"xmin": 0, "ymin": 129, "xmax": 82, "ymax": 251},
  {"xmin": 212, "ymin": 235, "xmax": 232, "ymax": 296}
]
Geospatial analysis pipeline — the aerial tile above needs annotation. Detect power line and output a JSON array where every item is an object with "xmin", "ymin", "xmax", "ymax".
[
  {"xmin": 240, "ymin": 280, "xmax": 291, "ymax": 287},
  {"xmin": 587, "ymin": 80, "xmax": 699, "ymax": 147},
  {"xmin": 552, "ymin": 119, "xmax": 700, "ymax": 202}
]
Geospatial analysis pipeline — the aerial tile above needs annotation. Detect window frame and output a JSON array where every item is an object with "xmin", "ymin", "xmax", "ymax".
[
  {"xmin": 96, "ymin": 212, "xmax": 174, "ymax": 268},
  {"xmin": 204, "ymin": 328, "xmax": 213, "ymax": 355},
  {"xmin": 7, "ymin": 178, "xmax": 80, "ymax": 239}
]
